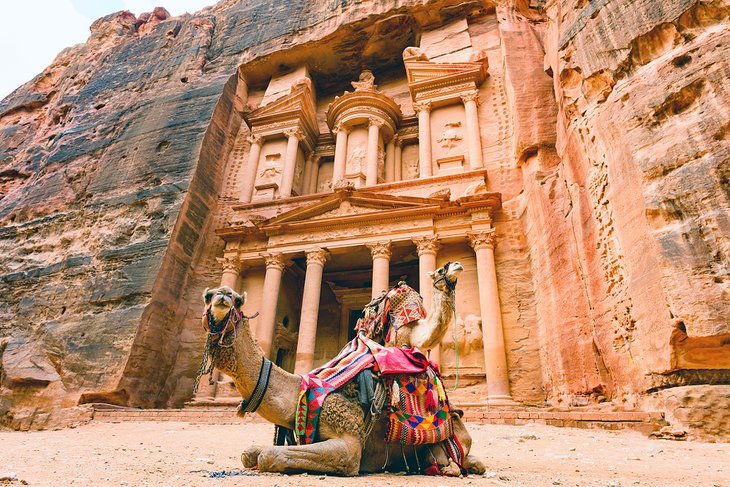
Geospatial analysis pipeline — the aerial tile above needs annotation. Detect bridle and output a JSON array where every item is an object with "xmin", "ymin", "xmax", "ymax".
[{"xmin": 432, "ymin": 262, "xmax": 457, "ymax": 293}]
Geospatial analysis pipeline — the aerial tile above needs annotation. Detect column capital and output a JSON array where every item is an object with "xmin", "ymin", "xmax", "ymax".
[
  {"xmin": 391, "ymin": 134, "xmax": 401, "ymax": 147},
  {"xmin": 261, "ymin": 252, "xmax": 286, "ymax": 270},
  {"xmin": 305, "ymin": 247, "xmax": 330, "ymax": 267},
  {"xmin": 333, "ymin": 121, "xmax": 350, "ymax": 134},
  {"xmin": 460, "ymin": 90, "xmax": 480, "ymax": 105},
  {"xmin": 306, "ymin": 152, "xmax": 321, "ymax": 164},
  {"xmin": 413, "ymin": 100, "xmax": 432, "ymax": 113},
  {"xmin": 368, "ymin": 117, "xmax": 385, "ymax": 129},
  {"xmin": 283, "ymin": 128, "xmax": 306, "ymax": 141},
  {"xmin": 467, "ymin": 229, "xmax": 496, "ymax": 251},
  {"xmin": 217, "ymin": 256, "xmax": 242, "ymax": 272},
  {"xmin": 247, "ymin": 133, "xmax": 263, "ymax": 146},
  {"xmin": 412, "ymin": 235, "xmax": 439, "ymax": 256},
  {"xmin": 367, "ymin": 241, "xmax": 392, "ymax": 259}
]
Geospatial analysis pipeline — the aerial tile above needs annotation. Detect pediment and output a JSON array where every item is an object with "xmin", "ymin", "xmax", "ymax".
[
  {"xmin": 245, "ymin": 81, "xmax": 318, "ymax": 143},
  {"xmin": 404, "ymin": 58, "xmax": 489, "ymax": 99},
  {"xmin": 262, "ymin": 189, "xmax": 444, "ymax": 230}
]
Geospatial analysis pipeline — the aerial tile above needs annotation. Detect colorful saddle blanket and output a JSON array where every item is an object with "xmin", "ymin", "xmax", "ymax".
[
  {"xmin": 296, "ymin": 334, "xmax": 450, "ymax": 447},
  {"xmin": 355, "ymin": 283, "xmax": 426, "ymax": 344},
  {"xmin": 386, "ymin": 367, "xmax": 453, "ymax": 445}
]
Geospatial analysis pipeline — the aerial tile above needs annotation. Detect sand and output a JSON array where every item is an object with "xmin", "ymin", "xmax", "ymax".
[{"xmin": 0, "ymin": 421, "xmax": 727, "ymax": 487}]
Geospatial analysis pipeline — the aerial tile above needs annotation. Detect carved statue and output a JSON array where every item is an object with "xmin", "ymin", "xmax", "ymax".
[
  {"xmin": 198, "ymin": 280, "xmax": 485, "ymax": 477},
  {"xmin": 402, "ymin": 46, "xmax": 429, "ymax": 62},
  {"xmin": 347, "ymin": 146, "xmax": 366, "ymax": 173},
  {"xmin": 351, "ymin": 69, "xmax": 377, "ymax": 92}
]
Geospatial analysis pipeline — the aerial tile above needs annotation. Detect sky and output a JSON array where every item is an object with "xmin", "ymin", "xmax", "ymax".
[{"xmin": 0, "ymin": 0, "xmax": 214, "ymax": 101}]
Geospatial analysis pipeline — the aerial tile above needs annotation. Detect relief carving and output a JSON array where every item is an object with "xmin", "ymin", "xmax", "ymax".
[
  {"xmin": 347, "ymin": 147, "xmax": 366, "ymax": 174},
  {"xmin": 437, "ymin": 121, "xmax": 463, "ymax": 150},
  {"xmin": 259, "ymin": 153, "xmax": 282, "ymax": 183}
]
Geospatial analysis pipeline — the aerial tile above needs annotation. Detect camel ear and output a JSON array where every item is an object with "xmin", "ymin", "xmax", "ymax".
[
  {"xmin": 234, "ymin": 291, "xmax": 246, "ymax": 309},
  {"xmin": 427, "ymin": 271, "xmax": 435, "ymax": 279},
  {"xmin": 203, "ymin": 288, "xmax": 214, "ymax": 305}
]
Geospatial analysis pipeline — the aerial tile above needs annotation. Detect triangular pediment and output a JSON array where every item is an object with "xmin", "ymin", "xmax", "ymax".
[{"xmin": 262, "ymin": 189, "xmax": 445, "ymax": 230}]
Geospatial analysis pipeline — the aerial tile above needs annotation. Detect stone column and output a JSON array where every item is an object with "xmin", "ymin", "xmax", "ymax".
[
  {"xmin": 394, "ymin": 138, "xmax": 403, "ymax": 182},
  {"xmin": 366, "ymin": 117, "xmax": 383, "ymax": 186},
  {"xmin": 294, "ymin": 248, "xmax": 329, "ymax": 374},
  {"xmin": 218, "ymin": 257, "xmax": 241, "ymax": 290},
  {"xmin": 385, "ymin": 136, "xmax": 396, "ymax": 183},
  {"xmin": 301, "ymin": 153, "xmax": 315, "ymax": 197},
  {"xmin": 412, "ymin": 236, "xmax": 441, "ymax": 362},
  {"xmin": 240, "ymin": 134, "xmax": 263, "ymax": 203},
  {"xmin": 461, "ymin": 90, "xmax": 483, "ymax": 170},
  {"xmin": 308, "ymin": 155, "xmax": 320, "ymax": 194},
  {"xmin": 332, "ymin": 122, "xmax": 349, "ymax": 186},
  {"xmin": 279, "ymin": 128, "xmax": 304, "ymax": 198},
  {"xmin": 367, "ymin": 241, "xmax": 392, "ymax": 298},
  {"xmin": 256, "ymin": 252, "xmax": 286, "ymax": 359},
  {"xmin": 468, "ymin": 230, "xmax": 516, "ymax": 405},
  {"xmin": 414, "ymin": 101, "xmax": 432, "ymax": 178}
]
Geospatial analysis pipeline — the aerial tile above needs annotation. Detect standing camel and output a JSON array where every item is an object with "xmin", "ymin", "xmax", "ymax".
[{"xmin": 198, "ymin": 262, "xmax": 484, "ymax": 476}]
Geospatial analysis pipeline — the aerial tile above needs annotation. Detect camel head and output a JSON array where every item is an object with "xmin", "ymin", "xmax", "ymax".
[
  {"xmin": 202, "ymin": 285, "xmax": 246, "ymax": 330},
  {"xmin": 429, "ymin": 261, "xmax": 464, "ymax": 293}
]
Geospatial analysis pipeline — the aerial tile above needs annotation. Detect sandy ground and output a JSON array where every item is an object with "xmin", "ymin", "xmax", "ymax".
[{"xmin": 0, "ymin": 421, "xmax": 727, "ymax": 487}]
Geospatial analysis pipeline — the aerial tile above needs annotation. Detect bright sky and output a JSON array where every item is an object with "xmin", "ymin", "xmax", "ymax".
[{"xmin": 0, "ymin": 0, "xmax": 214, "ymax": 101}]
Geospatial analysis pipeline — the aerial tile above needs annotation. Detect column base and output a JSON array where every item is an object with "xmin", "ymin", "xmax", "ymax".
[{"xmin": 485, "ymin": 395, "xmax": 520, "ymax": 407}]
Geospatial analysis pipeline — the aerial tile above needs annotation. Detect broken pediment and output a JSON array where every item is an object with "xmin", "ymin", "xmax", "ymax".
[
  {"xmin": 404, "ymin": 54, "xmax": 489, "ymax": 104},
  {"xmin": 245, "ymin": 78, "xmax": 319, "ymax": 150}
]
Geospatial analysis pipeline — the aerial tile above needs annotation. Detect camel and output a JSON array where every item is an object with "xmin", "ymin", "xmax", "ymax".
[{"xmin": 199, "ymin": 262, "xmax": 484, "ymax": 476}]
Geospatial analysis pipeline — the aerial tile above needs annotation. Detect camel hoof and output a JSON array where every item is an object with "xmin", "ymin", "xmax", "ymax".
[
  {"xmin": 241, "ymin": 446, "xmax": 263, "ymax": 469},
  {"xmin": 464, "ymin": 455, "xmax": 486, "ymax": 475},
  {"xmin": 438, "ymin": 459, "xmax": 461, "ymax": 477}
]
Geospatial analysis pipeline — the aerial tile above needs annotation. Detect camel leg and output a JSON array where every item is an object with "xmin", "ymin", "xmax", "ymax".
[
  {"xmin": 256, "ymin": 434, "xmax": 362, "ymax": 476},
  {"xmin": 463, "ymin": 454, "xmax": 487, "ymax": 474},
  {"xmin": 240, "ymin": 445, "xmax": 264, "ymax": 469}
]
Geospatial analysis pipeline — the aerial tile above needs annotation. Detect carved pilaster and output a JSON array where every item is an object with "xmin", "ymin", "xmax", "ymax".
[
  {"xmin": 261, "ymin": 252, "xmax": 286, "ymax": 270},
  {"xmin": 217, "ymin": 257, "xmax": 241, "ymax": 272},
  {"xmin": 305, "ymin": 247, "xmax": 330, "ymax": 267},
  {"xmin": 283, "ymin": 128, "xmax": 306, "ymax": 141},
  {"xmin": 460, "ymin": 90, "xmax": 480, "ymax": 106},
  {"xmin": 412, "ymin": 235, "xmax": 439, "ymax": 256},
  {"xmin": 333, "ymin": 121, "xmax": 350, "ymax": 134},
  {"xmin": 413, "ymin": 100, "xmax": 432, "ymax": 114},
  {"xmin": 247, "ymin": 134, "xmax": 263, "ymax": 146},
  {"xmin": 368, "ymin": 117, "xmax": 385, "ymax": 129},
  {"xmin": 367, "ymin": 241, "xmax": 392, "ymax": 259},
  {"xmin": 467, "ymin": 230, "xmax": 496, "ymax": 251}
]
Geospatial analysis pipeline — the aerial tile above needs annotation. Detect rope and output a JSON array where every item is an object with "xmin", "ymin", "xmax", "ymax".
[{"xmin": 450, "ymin": 291, "xmax": 459, "ymax": 392}]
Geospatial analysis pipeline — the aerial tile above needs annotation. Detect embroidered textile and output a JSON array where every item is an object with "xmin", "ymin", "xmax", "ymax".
[
  {"xmin": 355, "ymin": 283, "xmax": 426, "ymax": 343},
  {"xmin": 385, "ymin": 367, "xmax": 454, "ymax": 445}
]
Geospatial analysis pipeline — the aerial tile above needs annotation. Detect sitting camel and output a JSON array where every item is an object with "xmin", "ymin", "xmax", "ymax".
[{"xmin": 198, "ymin": 261, "xmax": 484, "ymax": 476}]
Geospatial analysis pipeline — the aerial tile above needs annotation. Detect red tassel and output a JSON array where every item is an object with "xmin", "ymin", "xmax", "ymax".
[
  {"xmin": 426, "ymin": 389, "xmax": 437, "ymax": 411},
  {"xmin": 423, "ymin": 461, "xmax": 441, "ymax": 476}
]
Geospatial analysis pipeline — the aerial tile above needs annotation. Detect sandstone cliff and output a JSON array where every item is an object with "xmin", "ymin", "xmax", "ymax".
[{"xmin": 0, "ymin": 0, "xmax": 727, "ymax": 438}]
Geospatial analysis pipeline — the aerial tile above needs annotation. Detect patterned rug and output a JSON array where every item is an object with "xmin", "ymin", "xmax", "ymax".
[{"xmin": 355, "ymin": 283, "xmax": 426, "ymax": 344}]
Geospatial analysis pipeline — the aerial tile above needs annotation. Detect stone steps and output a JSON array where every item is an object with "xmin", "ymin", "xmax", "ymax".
[{"xmin": 91, "ymin": 404, "xmax": 665, "ymax": 434}]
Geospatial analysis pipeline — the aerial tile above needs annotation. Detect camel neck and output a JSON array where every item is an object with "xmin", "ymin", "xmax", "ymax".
[{"xmin": 210, "ymin": 319, "xmax": 300, "ymax": 429}]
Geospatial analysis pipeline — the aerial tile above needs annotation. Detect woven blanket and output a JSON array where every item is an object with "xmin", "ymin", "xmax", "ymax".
[
  {"xmin": 355, "ymin": 283, "xmax": 426, "ymax": 344},
  {"xmin": 386, "ymin": 367, "xmax": 453, "ymax": 445},
  {"xmin": 296, "ymin": 336, "xmax": 375, "ymax": 444}
]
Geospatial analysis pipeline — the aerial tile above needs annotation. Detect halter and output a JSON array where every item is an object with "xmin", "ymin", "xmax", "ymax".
[
  {"xmin": 432, "ymin": 262, "xmax": 457, "ymax": 293},
  {"xmin": 192, "ymin": 302, "xmax": 260, "ymax": 396}
]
